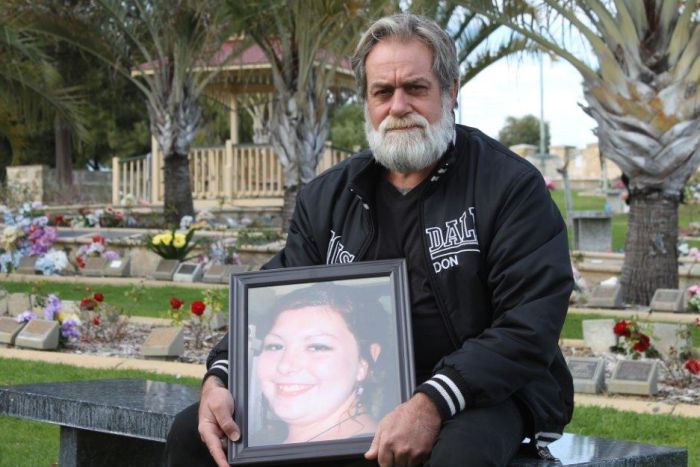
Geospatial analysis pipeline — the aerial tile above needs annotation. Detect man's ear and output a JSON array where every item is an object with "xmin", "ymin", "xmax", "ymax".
[{"xmin": 450, "ymin": 79, "xmax": 459, "ymax": 109}]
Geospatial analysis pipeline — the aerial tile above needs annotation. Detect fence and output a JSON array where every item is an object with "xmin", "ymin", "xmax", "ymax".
[{"xmin": 112, "ymin": 142, "xmax": 352, "ymax": 205}]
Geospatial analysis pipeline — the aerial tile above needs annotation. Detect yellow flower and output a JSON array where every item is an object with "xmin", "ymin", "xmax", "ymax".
[
  {"xmin": 161, "ymin": 232, "xmax": 173, "ymax": 246},
  {"xmin": 56, "ymin": 312, "xmax": 79, "ymax": 323},
  {"xmin": 173, "ymin": 233, "xmax": 186, "ymax": 249},
  {"xmin": 152, "ymin": 234, "xmax": 162, "ymax": 246}
]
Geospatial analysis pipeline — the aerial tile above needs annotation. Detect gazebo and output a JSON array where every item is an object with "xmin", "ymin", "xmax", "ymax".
[{"xmin": 112, "ymin": 39, "xmax": 355, "ymax": 207}]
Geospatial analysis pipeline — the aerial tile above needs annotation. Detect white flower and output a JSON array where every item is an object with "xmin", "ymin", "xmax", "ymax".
[
  {"xmin": 35, "ymin": 249, "xmax": 69, "ymax": 275},
  {"xmin": 180, "ymin": 215, "xmax": 194, "ymax": 230},
  {"xmin": 31, "ymin": 201, "xmax": 42, "ymax": 209}
]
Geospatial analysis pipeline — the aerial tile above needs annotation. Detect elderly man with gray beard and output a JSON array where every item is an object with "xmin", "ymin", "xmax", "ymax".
[{"xmin": 166, "ymin": 13, "xmax": 574, "ymax": 467}]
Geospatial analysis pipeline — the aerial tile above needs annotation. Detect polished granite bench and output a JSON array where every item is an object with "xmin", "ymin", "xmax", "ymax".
[{"xmin": 0, "ymin": 379, "xmax": 688, "ymax": 466}]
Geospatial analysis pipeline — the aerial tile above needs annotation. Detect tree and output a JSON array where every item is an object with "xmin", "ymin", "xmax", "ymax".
[
  {"xmin": 498, "ymin": 114, "xmax": 550, "ymax": 150},
  {"xmin": 30, "ymin": 0, "xmax": 235, "ymax": 224},
  {"xmin": 225, "ymin": 0, "xmax": 387, "ymax": 228},
  {"xmin": 330, "ymin": 101, "xmax": 367, "ymax": 151},
  {"xmin": 465, "ymin": 0, "xmax": 700, "ymax": 304}
]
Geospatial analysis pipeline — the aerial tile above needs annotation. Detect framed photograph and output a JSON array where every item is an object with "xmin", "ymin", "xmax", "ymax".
[{"xmin": 228, "ymin": 259, "xmax": 414, "ymax": 465}]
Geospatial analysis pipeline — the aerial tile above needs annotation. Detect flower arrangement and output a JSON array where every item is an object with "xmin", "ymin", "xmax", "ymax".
[
  {"xmin": 15, "ymin": 293, "xmax": 81, "ymax": 344},
  {"xmin": 688, "ymin": 285, "xmax": 700, "ymax": 312},
  {"xmin": 146, "ymin": 227, "xmax": 198, "ymax": 261},
  {"xmin": 612, "ymin": 319, "xmax": 657, "ymax": 356},
  {"xmin": 0, "ymin": 203, "xmax": 59, "ymax": 273},
  {"xmin": 35, "ymin": 249, "xmax": 70, "ymax": 275},
  {"xmin": 78, "ymin": 290, "xmax": 128, "ymax": 342},
  {"xmin": 74, "ymin": 236, "xmax": 121, "ymax": 269},
  {"xmin": 166, "ymin": 297, "xmax": 210, "ymax": 349}
]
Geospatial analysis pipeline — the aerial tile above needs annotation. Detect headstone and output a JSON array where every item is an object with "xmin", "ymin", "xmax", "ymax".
[
  {"xmin": 649, "ymin": 289, "xmax": 684, "ymax": 313},
  {"xmin": 140, "ymin": 327, "xmax": 184, "ymax": 358},
  {"xmin": 172, "ymin": 262, "xmax": 203, "ymax": 283},
  {"xmin": 152, "ymin": 259, "xmax": 180, "ymax": 281},
  {"xmin": 571, "ymin": 211, "xmax": 612, "ymax": 252},
  {"xmin": 16, "ymin": 256, "xmax": 38, "ymax": 275},
  {"xmin": 0, "ymin": 317, "xmax": 26, "ymax": 346},
  {"xmin": 607, "ymin": 359, "xmax": 659, "ymax": 396},
  {"xmin": 81, "ymin": 257, "xmax": 109, "ymax": 277},
  {"xmin": 102, "ymin": 257, "xmax": 131, "ymax": 277},
  {"xmin": 14, "ymin": 319, "xmax": 60, "ymax": 350},
  {"xmin": 202, "ymin": 264, "xmax": 230, "ymax": 284},
  {"xmin": 7, "ymin": 293, "xmax": 32, "ymax": 317},
  {"xmin": 587, "ymin": 285, "xmax": 623, "ymax": 308},
  {"xmin": 582, "ymin": 319, "xmax": 617, "ymax": 353},
  {"xmin": 0, "ymin": 290, "xmax": 8, "ymax": 315},
  {"xmin": 61, "ymin": 300, "xmax": 81, "ymax": 315},
  {"xmin": 208, "ymin": 311, "xmax": 228, "ymax": 331},
  {"xmin": 567, "ymin": 357, "xmax": 605, "ymax": 394},
  {"xmin": 648, "ymin": 322, "xmax": 692, "ymax": 360}
]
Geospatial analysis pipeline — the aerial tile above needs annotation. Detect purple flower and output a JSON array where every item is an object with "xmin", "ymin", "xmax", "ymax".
[
  {"xmin": 103, "ymin": 250, "xmax": 119, "ymax": 260},
  {"xmin": 43, "ymin": 294, "xmax": 62, "ymax": 320},
  {"xmin": 16, "ymin": 311, "xmax": 37, "ymax": 323},
  {"xmin": 60, "ymin": 317, "xmax": 81, "ymax": 341}
]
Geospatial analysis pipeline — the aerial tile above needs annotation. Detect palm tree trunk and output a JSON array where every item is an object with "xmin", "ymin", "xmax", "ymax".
[
  {"xmin": 282, "ymin": 184, "xmax": 301, "ymax": 229},
  {"xmin": 620, "ymin": 192, "xmax": 679, "ymax": 305},
  {"xmin": 163, "ymin": 152, "xmax": 194, "ymax": 226}
]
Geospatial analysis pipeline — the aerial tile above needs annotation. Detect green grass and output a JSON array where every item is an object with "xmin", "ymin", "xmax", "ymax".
[
  {"xmin": 562, "ymin": 312, "xmax": 700, "ymax": 348},
  {"xmin": 0, "ymin": 358, "xmax": 696, "ymax": 466},
  {"xmin": 0, "ymin": 280, "xmax": 222, "ymax": 319},
  {"xmin": 0, "ymin": 358, "xmax": 199, "ymax": 467}
]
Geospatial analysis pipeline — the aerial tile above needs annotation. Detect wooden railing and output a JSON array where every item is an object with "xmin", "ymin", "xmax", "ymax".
[{"xmin": 112, "ymin": 142, "xmax": 353, "ymax": 205}]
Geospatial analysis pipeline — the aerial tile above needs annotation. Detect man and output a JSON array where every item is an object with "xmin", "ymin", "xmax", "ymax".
[{"xmin": 167, "ymin": 13, "xmax": 573, "ymax": 467}]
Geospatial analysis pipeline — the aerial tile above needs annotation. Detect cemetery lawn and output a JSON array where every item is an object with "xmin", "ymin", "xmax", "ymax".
[
  {"xmin": 0, "ymin": 358, "xmax": 698, "ymax": 467},
  {"xmin": 563, "ymin": 312, "xmax": 700, "ymax": 348},
  {"xmin": 0, "ymin": 357, "xmax": 199, "ymax": 467}
]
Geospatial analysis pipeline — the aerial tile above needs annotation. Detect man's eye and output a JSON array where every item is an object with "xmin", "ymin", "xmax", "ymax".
[
  {"xmin": 263, "ymin": 343, "xmax": 283, "ymax": 351},
  {"xmin": 308, "ymin": 344, "xmax": 332, "ymax": 352}
]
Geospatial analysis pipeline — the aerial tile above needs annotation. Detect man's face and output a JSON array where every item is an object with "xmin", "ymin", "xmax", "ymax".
[{"xmin": 364, "ymin": 38, "xmax": 456, "ymax": 173}]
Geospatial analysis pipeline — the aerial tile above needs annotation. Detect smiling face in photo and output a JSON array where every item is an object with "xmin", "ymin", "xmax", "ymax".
[{"xmin": 256, "ymin": 305, "xmax": 369, "ymax": 429}]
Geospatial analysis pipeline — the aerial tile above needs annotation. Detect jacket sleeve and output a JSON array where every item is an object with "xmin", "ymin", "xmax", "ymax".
[
  {"xmin": 204, "ymin": 190, "xmax": 323, "ymax": 385},
  {"xmin": 415, "ymin": 169, "xmax": 573, "ymax": 419}
]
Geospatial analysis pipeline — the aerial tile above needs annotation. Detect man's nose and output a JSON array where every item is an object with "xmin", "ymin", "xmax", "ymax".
[{"xmin": 389, "ymin": 89, "xmax": 412, "ymax": 118}]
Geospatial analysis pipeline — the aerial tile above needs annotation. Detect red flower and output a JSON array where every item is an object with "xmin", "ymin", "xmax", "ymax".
[
  {"xmin": 92, "ymin": 235, "xmax": 105, "ymax": 244},
  {"xmin": 684, "ymin": 359, "xmax": 700, "ymax": 375},
  {"xmin": 613, "ymin": 320, "xmax": 631, "ymax": 337},
  {"xmin": 92, "ymin": 315, "xmax": 101, "ymax": 326},
  {"xmin": 80, "ymin": 297, "xmax": 98, "ymax": 311},
  {"xmin": 76, "ymin": 257, "xmax": 86, "ymax": 268},
  {"xmin": 170, "ymin": 298, "xmax": 184, "ymax": 310},
  {"xmin": 191, "ymin": 300, "xmax": 206, "ymax": 316},
  {"xmin": 93, "ymin": 292, "xmax": 104, "ymax": 302},
  {"xmin": 633, "ymin": 334, "xmax": 651, "ymax": 353},
  {"xmin": 55, "ymin": 214, "xmax": 66, "ymax": 225}
]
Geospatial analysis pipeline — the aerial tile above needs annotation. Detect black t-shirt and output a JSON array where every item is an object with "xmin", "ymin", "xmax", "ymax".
[{"xmin": 369, "ymin": 175, "xmax": 455, "ymax": 384}]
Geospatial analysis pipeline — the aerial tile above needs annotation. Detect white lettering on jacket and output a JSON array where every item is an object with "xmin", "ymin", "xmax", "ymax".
[
  {"xmin": 424, "ymin": 208, "xmax": 479, "ymax": 272},
  {"xmin": 326, "ymin": 230, "xmax": 356, "ymax": 264}
]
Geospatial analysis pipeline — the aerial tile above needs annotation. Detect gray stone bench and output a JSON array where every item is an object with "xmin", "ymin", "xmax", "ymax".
[
  {"xmin": 0, "ymin": 379, "xmax": 688, "ymax": 466},
  {"xmin": 0, "ymin": 379, "xmax": 199, "ymax": 467}
]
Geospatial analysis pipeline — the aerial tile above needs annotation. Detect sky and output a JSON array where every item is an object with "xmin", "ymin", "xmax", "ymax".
[{"xmin": 457, "ymin": 54, "xmax": 599, "ymax": 149}]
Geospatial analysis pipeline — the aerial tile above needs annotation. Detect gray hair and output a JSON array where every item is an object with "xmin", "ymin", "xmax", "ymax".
[{"xmin": 352, "ymin": 13, "xmax": 459, "ymax": 100}]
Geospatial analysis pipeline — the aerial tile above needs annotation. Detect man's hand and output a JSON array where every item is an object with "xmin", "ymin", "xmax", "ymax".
[
  {"xmin": 198, "ymin": 376, "xmax": 240, "ymax": 467},
  {"xmin": 365, "ymin": 393, "xmax": 442, "ymax": 467}
]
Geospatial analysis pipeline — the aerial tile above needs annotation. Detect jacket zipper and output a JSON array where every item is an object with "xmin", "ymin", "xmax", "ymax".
[{"xmin": 349, "ymin": 187, "xmax": 375, "ymax": 259}]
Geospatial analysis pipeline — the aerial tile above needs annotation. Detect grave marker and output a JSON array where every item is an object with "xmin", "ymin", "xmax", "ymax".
[
  {"xmin": 582, "ymin": 319, "xmax": 617, "ymax": 353},
  {"xmin": 649, "ymin": 289, "xmax": 684, "ymax": 313},
  {"xmin": 567, "ymin": 357, "xmax": 605, "ymax": 394},
  {"xmin": 140, "ymin": 327, "xmax": 184, "ymax": 358},
  {"xmin": 16, "ymin": 256, "xmax": 38, "ymax": 275},
  {"xmin": 172, "ymin": 262, "xmax": 203, "ymax": 283},
  {"xmin": 102, "ymin": 257, "xmax": 131, "ymax": 277},
  {"xmin": 81, "ymin": 257, "xmax": 109, "ymax": 277},
  {"xmin": 649, "ymin": 323, "xmax": 692, "ymax": 360},
  {"xmin": 14, "ymin": 319, "xmax": 60, "ymax": 350},
  {"xmin": 7, "ymin": 293, "xmax": 32, "ymax": 317},
  {"xmin": 587, "ymin": 285, "xmax": 623, "ymax": 309},
  {"xmin": 152, "ymin": 259, "xmax": 180, "ymax": 281},
  {"xmin": 61, "ymin": 300, "xmax": 81, "ymax": 315},
  {"xmin": 0, "ymin": 317, "xmax": 26, "ymax": 346},
  {"xmin": 607, "ymin": 360, "xmax": 659, "ymax": 396},
  {"xmin": 0, "ymin": 290, "xmax": 8, "ymax": 315},
  {"xmin": 202, "ymin": 264, "xmax": 229, "ymax": 284}
]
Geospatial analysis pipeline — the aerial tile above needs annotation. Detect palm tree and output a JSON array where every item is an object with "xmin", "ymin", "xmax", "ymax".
[
  {"xmin": 409, "ymin": 0, "xmax": 533, "ymax": 87},
  {"xmin": 225, "ymin": 0, "xmax": 387, "ymax": 228},
  {"xmin": 463, "ymin": 0, "xmax": 700, "ymax": 304},
  {"xmin": 29, "ymin": 0, "xmax": 234, "ymax": 224}
]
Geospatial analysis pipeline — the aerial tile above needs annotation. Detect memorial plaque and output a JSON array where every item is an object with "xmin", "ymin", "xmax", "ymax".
[
  {"xmin": 14, "ymin": 319, "xmax": 60, "ymax": 350},
  {"xmin": 16, "ymin": 256, "xmax": 38, "ymax": 275},
  {"xmin": 7, "ymin": 293, "xmax": 32, "ymax": 317},
  {"xmin": 152, "ymin": 259, "xmax": 180, "ymax": 281},
  {"xmin": 140, "ymin": 327, "xmax": 184, "ymax": 358},
  {"xmin": 81, "ymin": 257, "xmax": 109, "ymax": 277},
  {"xmin": 649, "ymin": 322, "xmax": 692, "ymax": 359},
  {"xmin": 567, "ymin": 357, "xmax": 605, "ymax": 394},
  {"xmin": 607, "ymin": 360, "xmax": 658, "ymax": 396},
  {"xmin": 587, "ymin": 285, "xmax": 623, "ymax": 308},
  {"xmin": 649, "ymin": 289, "xmax": 684, "ymax": 313},
  {"xmin": 582, "ymin": 319, "xmax": 617, "ymax": 353},
  {"xmin": 0, "ymin": 317, "xmax": 26, "ymax": 346},
  {"xmin": 0, "ymin": 291, "xmax": 8, "ymax": 315},
  {"xmin": 202, "ymin": 264, "xmax": 228, "ymax": 284},
  {"xmin": 102, "ymin": 257, "xmax": 131, "ymax": 277},
  {"xmin": 172, "ymin": 262, "xmax": 203, "ymax": 283}
]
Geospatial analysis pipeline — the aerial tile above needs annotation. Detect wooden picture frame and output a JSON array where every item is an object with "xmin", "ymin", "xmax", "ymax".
[{"xmin": 228, "ymin": 259, "xmax": 414, "ymax": 465}]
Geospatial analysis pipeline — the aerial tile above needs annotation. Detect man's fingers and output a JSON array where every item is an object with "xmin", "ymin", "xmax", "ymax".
[
  {"xmin": 364, "ymin": 429, "xmax": 380, "ymax": 460},
  {"xmin": 377, "ymin": 442, "xmax": 395, "ymax": 467},
  {"xmin": 213, "ymin": 408, "xmax": 240, "ymax": 441},
  {"xmin": 200, "ymin": 427, "xmax": 230, "ymax": 467}
]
